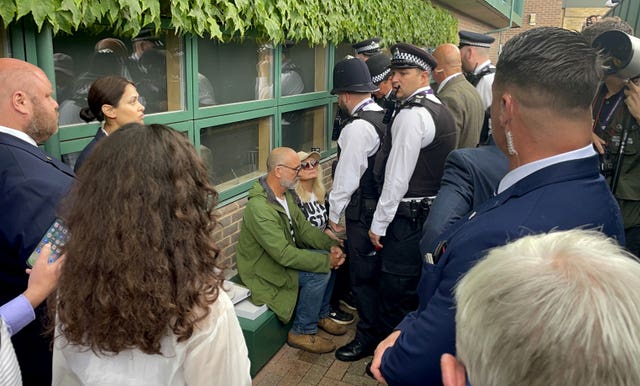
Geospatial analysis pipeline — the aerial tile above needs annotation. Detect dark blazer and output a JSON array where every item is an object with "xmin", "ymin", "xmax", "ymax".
[
  {"xmin": 0, "ymin": 132, "xmax": 75, "ymax": 385},
  {"xmin": 420, "ymin": 144, "xmax": 509, "ymax": 252},
  {"xmin": 74, "ymin": 127, "xmax": 106, "ymax": 172},
  {"xmin": 380, "ymin": 155, "xmax": 625, "ymax": 386},
  {"xmin": 436, "ymin": 74, "xmax": 485, "ymax": 149}
]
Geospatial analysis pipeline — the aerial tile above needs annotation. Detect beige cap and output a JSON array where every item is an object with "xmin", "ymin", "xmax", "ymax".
[{"xmin": 297, "ymin": 150, "xmax": 321, "ymax": 162}]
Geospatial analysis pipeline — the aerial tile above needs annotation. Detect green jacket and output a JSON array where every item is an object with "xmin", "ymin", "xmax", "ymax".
[{"xmin": 236, "ymin": 177, "xmax": 338, "ymax": 323}]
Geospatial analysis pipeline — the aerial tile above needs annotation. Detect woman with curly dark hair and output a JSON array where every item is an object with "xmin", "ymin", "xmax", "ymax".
[{"xmin": 50, "ymin": 123, "xmax": 251, "ymax": 385}]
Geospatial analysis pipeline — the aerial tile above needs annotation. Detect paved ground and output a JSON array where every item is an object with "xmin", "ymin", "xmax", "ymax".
[{"xmin": 252, "ymin": 308, "xmax": 384, "ymax": 386}]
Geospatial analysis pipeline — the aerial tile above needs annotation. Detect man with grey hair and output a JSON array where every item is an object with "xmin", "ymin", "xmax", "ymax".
[
  {"xmin": 371, "ymin": 27, "xmax": 624, "ymax": 385},
  {"xmin": 236, "ymin": 147, "xmax": 347, "ymax": 354},
  {"xmin": 442, "ymin": 229, "xmax": 640, "ymax": 386}
]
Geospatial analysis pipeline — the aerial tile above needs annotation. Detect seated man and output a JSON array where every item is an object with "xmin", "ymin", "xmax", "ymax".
[
  {"xmin": 442, "ymin": 229, "xmax": 640, "ymax": 386},
  {"xmin": 236, "ymin": 147, "xmax": 347, "ymax": 354}
]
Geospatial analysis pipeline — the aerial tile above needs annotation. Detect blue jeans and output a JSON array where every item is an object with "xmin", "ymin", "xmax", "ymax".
[{"xmin": 291, "ymin": 269, "xmax": 336, "ymax": 335}]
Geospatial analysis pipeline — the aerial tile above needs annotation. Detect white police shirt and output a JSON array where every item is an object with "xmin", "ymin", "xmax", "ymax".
[
  {"xmin": 328, "ymin": 99, "xmax": 383, "ymax": 224},
  {"xmin": 474, "ymin": 59, "xmax": 495, "ymax": 110},
  {"xmin": 371, "ymin": 86, "xmax": 438, "ymax": 236}
]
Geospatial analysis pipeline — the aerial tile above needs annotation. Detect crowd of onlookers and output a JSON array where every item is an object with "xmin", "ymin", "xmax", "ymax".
[{"xmin": 2, "ymin": 15, "xmax": 640, "ymax": 386}]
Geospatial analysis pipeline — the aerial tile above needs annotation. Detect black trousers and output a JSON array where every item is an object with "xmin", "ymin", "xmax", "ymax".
[{"xmin": 347, "ymin": 214, "xmax": 422, "ymax": 348}]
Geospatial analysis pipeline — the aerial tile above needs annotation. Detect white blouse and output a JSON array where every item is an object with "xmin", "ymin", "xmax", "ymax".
[{"xmin": 52, "ymin": 291, "xmax": 251, "ymax": 386}]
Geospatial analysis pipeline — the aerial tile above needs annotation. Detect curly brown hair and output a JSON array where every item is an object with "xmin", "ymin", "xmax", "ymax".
[{"xmin": 51, "ymin": 123, "xmax": 223, "ymax": 355}]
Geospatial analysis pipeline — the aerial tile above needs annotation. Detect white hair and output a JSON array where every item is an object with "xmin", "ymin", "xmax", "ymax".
[{"xmin": 455, "ymin": 229, "xmax": 640, "ymax": 386}]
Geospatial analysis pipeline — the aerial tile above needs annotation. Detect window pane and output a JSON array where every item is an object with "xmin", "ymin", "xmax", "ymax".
[
  {"xmin": 198, "ymin": 39, "xmax": 273, "ymax": 106},
  {"xmin": 0, "ymin": 27, "xmax": 11, "ymax": 57},
  {"xmin": 53, "ymin": 29, "xmax": 186, "ymax": 126},
  {"xmin": 281, "ymin": 42, "xmax": 327, "ymax": 96},
  {"xmin": 281, "ymin": 105, "xmax": 326, "ymax": 151},
  {"xmin": 335, "ymin": 42, "xmax": 353, "ymax": 61},
  {"xmin": 200, "ymin": 117, "xmax": 272, "ymax": 191}
]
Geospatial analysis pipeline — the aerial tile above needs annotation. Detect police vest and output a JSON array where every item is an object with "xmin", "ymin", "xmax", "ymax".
[
  {"xmin": 374, "ymin": 93, "xmax": 456, "ymax": 197},
  {"xmin": 337, "ymin": 109, "xmax": 386, "ymax": 199}
]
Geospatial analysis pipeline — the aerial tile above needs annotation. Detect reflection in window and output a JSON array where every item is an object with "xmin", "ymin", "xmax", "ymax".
[
  {"xmin": 281, "ymin": 106, "xmax": 326, "ymax": 152},
  {"xmin": 200, "ymin": 117, "xmax": 272, "ymax": 191},
  {"xmin": 280, "ymin": 42, "xmax": 327, "ymax": 96},
  {"xmin": 199, "ymin": 39, "xmax": 272, "ymax": 106},
  {"xmin": 53, "ymin": 29, "xmax": 186, "ymax": 126},
  {"xmin": 335, "ymin": 42, "xmax": 354, "ymax": 61},
  {"xmin": 0, "ymin": 26, "xmax": 11, "ymax": 57}
]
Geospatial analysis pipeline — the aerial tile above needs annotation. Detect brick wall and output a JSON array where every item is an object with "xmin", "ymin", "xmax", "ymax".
[{"xmin": 563, "ymin": 7, "xmax": 611, "ymax": 32}]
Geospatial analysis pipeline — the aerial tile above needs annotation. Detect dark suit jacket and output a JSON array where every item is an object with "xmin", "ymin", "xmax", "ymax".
[
  {"xmin": 0, "ymin": 132, "xmax": 75, "ymax": 385},
  {"xmin": 380, "ymin": 155, "xmax": 625, "ymax": 386},
  {"xmin": 437, "ymin": 74, "xmax": 485, "ymax": 149},
  {"xmin": 420, "ymin": 144, "xmax": 509, "ymax": 252},
  {"xmin": 74, "ymin": 128, "xmax": 106, "ymax": 172}
]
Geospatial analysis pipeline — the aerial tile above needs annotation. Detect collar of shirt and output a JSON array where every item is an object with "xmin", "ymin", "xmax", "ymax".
[
  {"xmin": 437, "ymin": 72, "xmax": 463, "ymax": 93},
  {"xmin": 474, "ymin": 60, "xmax": 493, "ymax": 75},
  {"xmin": 497, "ymin": 144, "xmax": 596, "ymax": 194},
  {"xmin": 350, "ymin": 98, "xmax": 375, "ymax": 115},
  {"xmin": 0, "ymin": 125, "xmax": 37, "ymax": 147}
]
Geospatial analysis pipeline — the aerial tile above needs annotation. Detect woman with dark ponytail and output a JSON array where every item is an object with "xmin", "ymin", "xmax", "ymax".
[{"xmin": 74, "ymin": 76, "xmax": 145, "ymax": 172}]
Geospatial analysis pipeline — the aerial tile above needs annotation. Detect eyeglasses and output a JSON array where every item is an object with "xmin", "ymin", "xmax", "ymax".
[
  {"xmin": 301, "ymin": 159, "xmax": 319, "ymax": 169},
  {"xmin": 277, "ymin": 164, "xmax": 302, "ymax": 174}
]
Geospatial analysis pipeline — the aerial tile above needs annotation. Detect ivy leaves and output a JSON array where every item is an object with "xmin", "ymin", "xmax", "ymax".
[{"xmin": 0, "ymin": 0, "xmax": 457, "ymax": 47}]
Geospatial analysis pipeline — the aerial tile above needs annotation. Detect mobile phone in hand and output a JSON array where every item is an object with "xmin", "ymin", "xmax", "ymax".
[{"xmin": 26, "ymin": 219, "xmax": 69, "ymax": 268}]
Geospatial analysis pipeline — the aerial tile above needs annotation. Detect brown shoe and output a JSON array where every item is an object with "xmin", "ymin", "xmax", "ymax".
[
  {"xmin": 318, "ymin": 317, "xmax": 347, "ymax": 336},
  {"xmin": 287, "ymin": 331, "xmax": 336, "ymax": 353}
]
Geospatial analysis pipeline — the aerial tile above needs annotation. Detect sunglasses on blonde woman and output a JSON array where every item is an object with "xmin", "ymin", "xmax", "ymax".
[{"xmin": 301, "ymin": 159, "xmax": 319, "ymax": 169}]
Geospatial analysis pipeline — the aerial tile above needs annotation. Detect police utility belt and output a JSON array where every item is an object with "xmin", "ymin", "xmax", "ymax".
[{"xmin": 395, "ymin": 196, "xmax": 435, "ymax": 222}]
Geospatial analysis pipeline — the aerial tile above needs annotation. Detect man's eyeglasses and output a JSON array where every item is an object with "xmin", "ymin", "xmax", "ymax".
[
  {"xmin": 278, "ymin": 164, "xmax": 302, "ymax": 173},
  {"xmin": 301, "ymin": 159, "xmax": 319, "ymax": 169}
]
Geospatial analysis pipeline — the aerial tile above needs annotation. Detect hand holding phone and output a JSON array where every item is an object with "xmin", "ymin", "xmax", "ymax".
[
  {"xmin": 24, "ymin": 243, "xmax": 65, "ymax": 308},
  {"xmin": 27, "ymin": 219, "xmax": 69, "ymax": 268}
]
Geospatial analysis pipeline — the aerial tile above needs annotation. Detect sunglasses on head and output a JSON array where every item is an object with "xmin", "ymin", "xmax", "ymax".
[{"xmin": 301, "ymin": 159, "xmax": 319, "ymax": 169}]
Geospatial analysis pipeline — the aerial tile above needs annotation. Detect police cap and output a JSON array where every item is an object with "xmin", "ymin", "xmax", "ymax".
[
  {"xmin": 331, "ymin": 57, "xmax": 379, "ymax": 94},
  {"xmin": 389, "ymin": 43, "xmax": 437, "ymax": 72},
  {"xmin": 366, "ymin": 53, "xmax": 391, "ymax": 85},
  {"xmin": 353, "ymin": 37, "xmax": 382, "ymax": 56},
  {"xmin": 458, "ymin": 30, "xmax": 495, "ymax": 48}
]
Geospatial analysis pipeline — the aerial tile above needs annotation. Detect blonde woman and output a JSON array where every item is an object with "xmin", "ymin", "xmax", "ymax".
[{"xmin": 292, "ymin": 150, "xmax": 354, "ymax": 325}]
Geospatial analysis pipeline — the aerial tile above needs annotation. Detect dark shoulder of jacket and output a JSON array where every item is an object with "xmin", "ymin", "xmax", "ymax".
[{"xmin": 351, "ymin": 109, "xmax": 386, "ymax": 139}]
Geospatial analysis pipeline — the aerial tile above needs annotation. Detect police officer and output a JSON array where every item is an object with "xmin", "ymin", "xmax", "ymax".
[
  {"xmin": 459, "ymin": 30, "xmax": 496, "ymax": 145},
  {"xmin": 339, "ymin": 43, "xmax": 457, "ymax": 362},
  {"xmin": 327, "ymin": 58, "xmax": 386, "ymax": 362},
  {"xmin": 352, "ymin": 37, "xmax": 382, "ymax": 61},
  {"xmin": 366, "ymin": 53, "xmax": 394, "ymax": 107}
]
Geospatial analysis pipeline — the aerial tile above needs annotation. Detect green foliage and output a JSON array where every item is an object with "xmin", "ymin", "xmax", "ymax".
[{"xmin": 0, "ymin": 0, "xmax": 458, "ymax": 47}]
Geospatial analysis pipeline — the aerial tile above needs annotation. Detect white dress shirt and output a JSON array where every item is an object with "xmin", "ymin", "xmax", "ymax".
[
  {"xmin": 498, "ymin": 145, "xmax": 597, "ymax": 194},
  {"xmin": 371, "ymin": 87, "xmax": 439, "ymax": 236},
  {"xmin": 328, "ymin": 99, "xmax": 383, "ymax": 223},
  {"xmin": 52, "ymin": 291, "xmax": 251, "ymax": 386},
  {"xmin": 0, "ymin": 125, "xmax": 37, "ymax": 146},
  {"xmin": 474, "ymin": 60, "xmax": 495, "ymax": 110}
]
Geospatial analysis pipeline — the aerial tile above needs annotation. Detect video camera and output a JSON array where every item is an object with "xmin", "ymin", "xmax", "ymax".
[{"xmin": 592, "ymin": 30, "xmax": 640, "ymax": 79}]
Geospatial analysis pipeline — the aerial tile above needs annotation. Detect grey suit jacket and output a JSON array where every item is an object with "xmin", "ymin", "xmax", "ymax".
[{"xmin": 436, "ymin": 74, "xmax": 485, "ymax": 149}]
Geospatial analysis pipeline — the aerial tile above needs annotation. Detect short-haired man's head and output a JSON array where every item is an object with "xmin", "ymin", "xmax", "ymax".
[
  {"xmin": 455, "ymin": 229, "xmax": 640, "ymax": 386},
  {"xmin": 582, "ymin": 16, "xmax": 633, "ymax": 45},
  {"xmin": 495, "ymin": 27, "xmax": 602, "ymax": 115}
]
